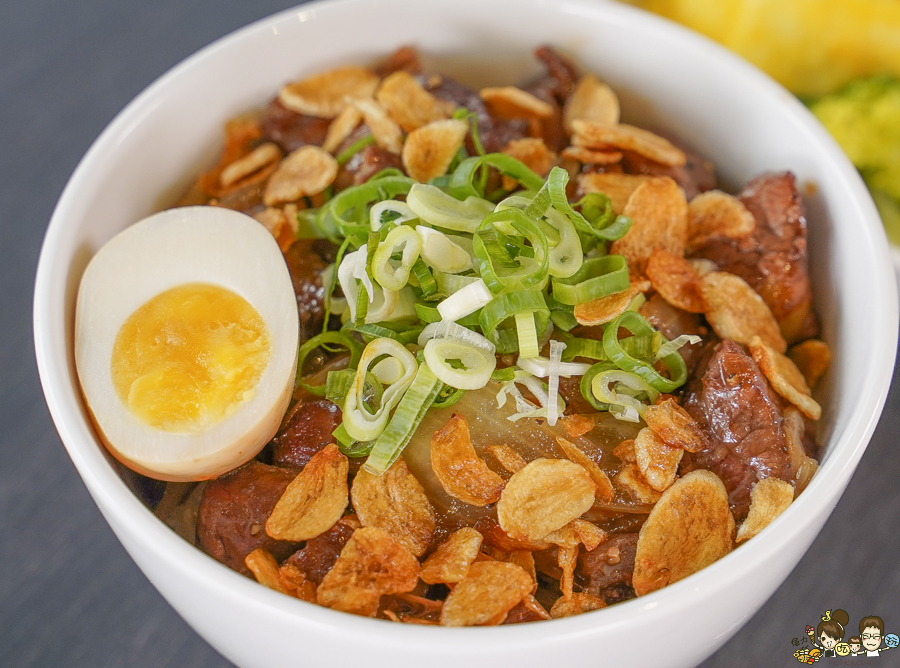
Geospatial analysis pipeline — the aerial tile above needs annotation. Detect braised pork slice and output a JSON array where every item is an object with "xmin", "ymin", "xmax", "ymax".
[
  {"xmin": 260, "ymin": 98, "xmax": 331, "ymax": 153},
  {"xmin": 577, "ymin": 533, "xmax": 638, "ymax": 604},
  {"xmin": 621, "ymin": 147, "xmax": 716, "ymax": 201},
  {"xmin": 272, "ymin": 399, "xmax": 343, "ymax": 470},
  {"xmin": 283, "ymin": 238, "xmax": 337, "ymax": 343},
  {"xmin": 639, "ymin": 294, "xmax": 709, "ymax": 374},
  {"xmin": 424, "ymin": 76, "xmax": 527, "ymax": 154},
  {"xmin": 692, "ymin": 172, "xmax": 817, "ymax": 343},
  {"xmin": 284, "ymin": 517, "xmax": 358, "ymax": 585},
  {"xmin": 522, "ymin": 46, "xmax": 579, "ymax": 152},
  {"xmin": 197, "ymin": 461, "xmax": 299, "ymax": 575},
  {"xmin": 681, "ymin": 339, "xmax": 793, "ymax": 520}
]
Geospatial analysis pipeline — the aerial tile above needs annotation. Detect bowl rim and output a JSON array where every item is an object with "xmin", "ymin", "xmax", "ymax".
[{"xmin": 33, "ymin": 0, "xmax": 899, "ymax": 647}]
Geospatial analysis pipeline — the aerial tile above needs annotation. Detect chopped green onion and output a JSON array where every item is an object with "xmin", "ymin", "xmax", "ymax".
[
  {"xmin": 343, "ymin": 338, "xmax": 418, "ymax": 442},
  {"xmin": 434, "ymin": 270, "xmax": 479, "ymax": 295},
  {"xmin": 551, "ymin": 254, "xmax": 630, "ymax": 306},
  {"xmin": 473, "ymin": 208, "xmax": 549, "ymax": 293},
  {"xmin": 515, "ymin": 311, "xmax": 539, "ymax": 359},
  {"xmin": 517, "ymin": 354, "xmax": 591, "ymax": 378},
  {"xmin": 369, "ymin": 200, "xmax": 417, "ymax": 231},
  {"xmin": 491, "ymin": 367, "xmax": 517, "ymax": 382},
  {"xmin": 448, "ymin": 153, "xmax": 544, "ymax": 200},
  {"xmin": 413, "ymin": 302, "xmax": 480, "ymax": 328},
  {"xmin": 560, "ymin": 337, "xmax": 608, "ymax": 362},
  {"xmin": 602, "ymin": 311, "xmax": 689, "ymax": 393},
  {"xmin": 325, "ymin": 368, "xmax": 356, "ymax": 405},
  {"xmin": 416, "ymin": 226, "xmax": 476, "ymax": 273},
  {"xmin": 406, "ymin": 184, "xmax": 493, "ymax": 233},
  {"xmin": 318, "ymin": 175, "xmax": 415, "ymax": 242},
  {"xmin": 364, "ymin": 363, "xmax": 443, "ymax": 475},
  {"xmin": 580, "ymin": 362, "xmax": 616, "ymax": 411},
  {"xmin": 546, "ymin": 340, "xmax": 565, "ymax": 426},
  {"xmin": 424, "ymin": 338, "xmax": 497, "ymax": 389},
  {"xmin": 437, "ymin": 278, "xmax": 493, "ymax": 322},
  {"xmin": 546, "ymin": 294, "xmax": 579, "ymax": 332},
  {"xmin": 655, "ymin": 334, "xmax": 702, "ymax": 360},
  {"xmin": 432, "ymin": 384, "xmax": 466, "ymax": 409},
  {"xmin": 411, "ymin": 258, "xmax": 438, "ymax": 298},
  {"xmin": 336, "ymin": 134, "xmax": 376, "ymax": 166},
  {"xmin": 479, "ymin": 289, "xmax": 550, "ymax": 354},
  {"xmin": 342, "ymin": 321, "xmax": 423, "ymax": 345},
  {"xmin": 452, "ymin": 107, "xmax": 486, "ymax": 156},
  {"xmin": 372, "ymin": 224, "xmax": 422, "ymax": 291},
  {"xmin": 295, "ymin": 332, "xmax": 363, "ymax": 395}
]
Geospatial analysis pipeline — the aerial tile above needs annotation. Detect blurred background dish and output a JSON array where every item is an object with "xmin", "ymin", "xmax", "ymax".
[{"xmin": 626, "ymin": 0, "xmax": 900, "ymax": 272}]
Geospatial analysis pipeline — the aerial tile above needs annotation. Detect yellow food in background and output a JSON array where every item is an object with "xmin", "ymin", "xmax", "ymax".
[{"xmin": 626, "ymin": 0, "xmax": 900, "ymax": 97}]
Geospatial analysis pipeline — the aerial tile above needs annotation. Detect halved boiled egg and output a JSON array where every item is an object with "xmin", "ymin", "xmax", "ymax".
[{"xmin": 75, "ymin": 206, "xmax": 299, "ymax": 481}]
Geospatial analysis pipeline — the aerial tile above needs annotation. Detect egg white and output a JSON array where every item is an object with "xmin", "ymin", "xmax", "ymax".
[{"xmin": 74, "ymin": 206, "xmax": 299, "ymax": 481}]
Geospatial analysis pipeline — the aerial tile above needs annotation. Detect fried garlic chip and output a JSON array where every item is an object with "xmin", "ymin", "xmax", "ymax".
[
  {"xmin": 614, "ymin": 463, "xmax": 662, "ymax": 504},
  {"xmin": 266, "ymin": 444, "xmax": 349, "ymax": 542},
  {"xmin": 560, "ymin": 146, "xmax": 623, "ymax": 165},
  {"xmin": 431, "ymin": 414, "xmax": 506, "ymax": 507},
  {"xmin": 549, "ymin": 592, "xmax": 607, "ymax": 619},
  {"xmin": 263, "ymin": 145, "xmax": 339, "ymax": 206},
  {"xmin": 646, "ymin": 249, "xmax": 705, "ymax": 313},
  {"xmin": 440, "ymin": 561, "xmax": 533, "ymax": 626},
  {"xmin": 701, "ymin": 272, "xmax": 787, "ymax": 353},
  {"xmin": 278, "ymin": 563, "xmax": 317, "ymax": 602},
  {"xmin": 485, "ymin": 444, "xmax": 528, "ymax": 474},
  {"xmin": 279, "ymin": 66, "xmax": 380, "ymax": 118},
  {"xmin": 497, "ymin": 458, "xmax": 596, "ymax": 541},
  {"xmin": 253, "ymin": 207, "xmax": 297, "ymax": 253},
  {"xmin": 377, "ymin": 71, "xmax": 455, "ymax": 132},
  {"xmin": 556, "ymin": 437, "xmax": 616, "ymax": 503},
  {"xmin": 563, "ymin": 74, "xmax": 620, "ymax": 133},
  {"xmin": 643, "ymin": 398, "xmax": 709, "ymax": 453},
  {"xmin": 322, "ymin": 105, "xmax": 363, "ymax": 154},
  {"xmin": 574, "ymin": 280, "xmax": 652, "ymax": 327},
  {"xmin": 572, "ymin": 120, "xmax": 686, "ymax": 167},
  {"xmin": 749, "ymin": 336, "xmax": 822, "ymax": 420},
  {"xmin": 220, "ymin": 143, "xmax": 282, "ymax": 187},
  {"xmin": 787, "ymin": 339, "xmax": 831, "ymax": 389},
  {"xmin": 351, "ymin": 458, "xmax": 436, "ymax": 557},
  {"xmin": 245, "ymin": 548, "xmax": 286, "ymax": 593},
  {"xmin": 634, "ymin": 427, "xmax": 683, "ymax": 493},
  {"xmin": 545, "ymin": 519, "xmax": 607, "ymax": 551},
  {"xmin": 353, "ymin": 98, "xmax": 404, "ymax": 154},
  {"xmin": 577, "ymin": 172, "xmax": 650, "ymax": 215},
  {"xmin": 419, "ymin": 527, "xmax": 483, "ymax": 585},
  {"xmin": 402, "ymin": 118, "xmax": 469, "ymax": 183},
  {"xmin": 613, "ymin": 438, "xmax": 636, "ymax": 463},
  {"xmin": 475, "ymin": 517, "xmax": 551, "ymax": 552},
  {"xmin": 687, "ymin": 190, "xmax": 756, "ymax": 252},
  {"xmin": 611, "ymin": 177, "xmax": 688, "ymax": 277},
  {"xmin": 736, "ymin": 478, "xmax": 795, "ymax": 543},
  {"xmin": 632, "ymin": 470, "xmax": 735, "ymax": 596},
  {"xmin": 501, "ymin": 137, "xmax": 557, "ymax": 190},
  {"xmin": 560, "ymin": 414, "xmax": 595, "ymax": 439},
  {"xmin": 317, "ymin": 526, "xmax": 419, "ymax": 617},
  {"xmin": 480, "ymin": 86, "xmax": 554, "ymax": 119},
  {"xmin": 690, "ymin": 258, "xmax": 718, "ymax": 277}
]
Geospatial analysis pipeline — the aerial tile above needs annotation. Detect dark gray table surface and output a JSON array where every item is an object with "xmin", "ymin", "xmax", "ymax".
[{"xmin": 3, "ymin": 1, "xmax": 899, "ymax": 666}]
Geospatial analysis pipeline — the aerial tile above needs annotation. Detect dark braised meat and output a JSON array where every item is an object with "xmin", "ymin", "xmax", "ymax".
[
  {"xmin": 197, "ymin": 461, "xmax": 298, "ymax": 575},
  {"xmin": 283, "ymin": 237, "xmax": 338, "ymax": 342},
  {"xmin": 503, "ymin": 601, "xmax": 547, "ymax": 624},
  {"xmin": 691, "ymin": 172, "xmax": 817, "ymax": 343},
  {"xmin": 340, "ymin": 144, "xmax": 404, "ymax": 185},
  {"xmin": 259, "ymin": 98, "xmax": 330, "ymax": 153},
  {"xmin": 375, "ymin": 45, "xmax": 423, "ymax": 77},
  {"xmin": 284, "ymin": 517, "xmax": 358, "ymax": 585},
  {"xmin": 577, "ymin": 533, "xmax": 638, "ymax": 598},
  {"xmin": 639, "ymin": 294, "xmax": 709, "ymax": 374},
  {"xmin": 621, "ymin": 147, "xmax": 716, "ymax": 201},
  {"xmin": 272, "ymin": 399, "xmax": 343, "ymax": 469},
  {"xmin": 522, "ymin": 46, "xmax": 579, "ymax": 152},
  {"xmin": 423, "ymin": 76, "xmax": 527, "ymax": 154},
  {"xmin": 681, "ymin": 339, "xmax": 793, "ymax": 520}
]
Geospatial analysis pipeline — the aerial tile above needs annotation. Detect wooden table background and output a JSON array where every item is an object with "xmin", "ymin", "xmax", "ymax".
[{"xmin": 3, "ymin": 1, "xmax": 898, "ymax": 665}]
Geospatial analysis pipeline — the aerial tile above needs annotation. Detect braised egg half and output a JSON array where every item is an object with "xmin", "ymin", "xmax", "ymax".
[{"xmin": 75, "ymin": 206, "xmax": 299, "ymax": 481}]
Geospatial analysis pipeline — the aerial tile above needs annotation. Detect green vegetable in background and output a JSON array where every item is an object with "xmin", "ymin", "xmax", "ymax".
[{"xmin": 809, "ymin": 76, "xmax": 900, "ymax": 244}]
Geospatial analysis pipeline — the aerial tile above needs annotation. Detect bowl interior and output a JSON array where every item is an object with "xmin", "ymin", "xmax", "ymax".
[{"xmin": 34, "ymin": 0, "xmax": 898, "ymax": 664}]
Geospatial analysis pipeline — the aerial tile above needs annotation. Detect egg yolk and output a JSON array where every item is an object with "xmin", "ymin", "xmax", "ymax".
[{"xmin": 111, "ymin": 283, "xmax": 271, "ymax": 432}]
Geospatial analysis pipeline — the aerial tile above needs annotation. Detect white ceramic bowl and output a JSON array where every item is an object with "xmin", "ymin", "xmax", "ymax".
[{"xmin": 34, "ymin": 1, "xmax": 898, "ymax": 666}]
